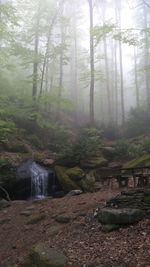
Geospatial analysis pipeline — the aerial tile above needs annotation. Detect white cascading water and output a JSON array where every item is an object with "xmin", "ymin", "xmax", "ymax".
[{"xmin": 31, "ymin": 162, "xmax": 49, "ymax": 199}]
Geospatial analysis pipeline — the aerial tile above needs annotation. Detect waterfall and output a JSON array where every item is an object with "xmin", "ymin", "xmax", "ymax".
[{"xmin": 31, "ymin": 162, "xmax": 49, "ymax": 199}]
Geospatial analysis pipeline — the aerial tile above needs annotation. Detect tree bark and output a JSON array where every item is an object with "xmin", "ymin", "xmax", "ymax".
[
  {"xmin": 117, "ymin": 0, "xmax": 125, "ymax": 125},
  {"xmin": 88, "ymin": 0, "xmax": 95, "ymax": 126},
  {"xmin": 144, "ymin": 4, "xmax": 150, "ymax": 107},
  {"xmin": 32, "ymin": 0, "xmax": 41, "ymax": 101},
  {"xmin": 134, "ymin": 46, "xmax": 140, "ymax": 108},
  {"xmin": 114, "ymin": 40, "xmax": 118, "ymax": 126}
]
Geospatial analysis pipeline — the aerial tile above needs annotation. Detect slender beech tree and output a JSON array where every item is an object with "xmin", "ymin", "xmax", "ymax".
[
  {"xmin": 88, "ymin": 0, "xmax": 95, "ymax": 126},
  {"xmin": 143, "ymin": 3, "xmax": 150, "ymax": 107},
  {"xmin": 102, "ymin": 1, "xmax": 111, "ymax": 123},
  {"xmin": 134, "ymin": 46, "xmax": 140, "ymax": 108},
  {"xmin": 116, "ymin": 0, "xmax": 125, "ymax": 125},
  {"xmin": 32, "ymin": 0, "xmax": 41, "ymax": 101}
]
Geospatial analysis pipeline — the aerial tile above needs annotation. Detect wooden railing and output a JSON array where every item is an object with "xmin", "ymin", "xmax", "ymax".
[{"xmin": 95, "ymin": 166, "xmax": 150, "ymax": 188}]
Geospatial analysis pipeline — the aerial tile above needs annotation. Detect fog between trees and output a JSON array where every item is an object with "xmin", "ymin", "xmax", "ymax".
[{"xmin": 0, "ymin": 0, "xmax": 150, "ymax": 134}]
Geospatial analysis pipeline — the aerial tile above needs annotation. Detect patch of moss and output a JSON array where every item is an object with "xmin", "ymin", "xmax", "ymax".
[
  {"xmin": 124, "ymin": 154, "xmax": 150, "ymax": 168},
  {"xmin": 144, "ymin": 196, "xmax": 150, "ymax": 203},
  {"xmin": 80, "ymin": 157, "xmax": 108, "ymax": 169},
  {"xmin": 27, "ymin": 214, "xmax": 46, "ymax": 225},
  {"xmin": 55, "ymin": 166, "xmax": 80, "ymax": 193},
  {"xmin": 66, "ymin": 167, "xmax": 85, "ymax": 181}
]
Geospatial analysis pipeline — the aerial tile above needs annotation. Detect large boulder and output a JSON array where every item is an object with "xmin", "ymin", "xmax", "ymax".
[
  {"xmin": 23, "ymin": 243, "xmax": 67, "ymax": 267},
  {"xmin": 66, "ymin": 167, "xmax": 85, "ymax": 181},
  {"xmin": 78, "ymin": 171, "xmax": 96, "ymax": 192},
  {"xmin": 98, "ymin": 208, "xmax": 144, "ymax": 226},
  {"xmin": 80, "ymin": 157, "xmax": 108, "ymax": 169},
  {"xmin": 106, "ymin": 189, "xmax": 150, "ymax": 216},
  {"xmin": 55, "ymin": 166, "xmax": 80, "ymax": 193}
]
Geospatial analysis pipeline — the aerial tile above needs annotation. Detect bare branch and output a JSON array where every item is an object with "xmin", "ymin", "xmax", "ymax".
[
  {"xmin": 143, "ymin": 0, "xmax": 150, "ymax": 8},
  {"xmin": 0, "ymin": 186, "xmax": 11, "ymax": 201}
]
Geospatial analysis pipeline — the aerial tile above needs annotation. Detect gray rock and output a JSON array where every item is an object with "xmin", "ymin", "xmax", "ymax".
[
  {"xmin": 24, "ymin": 243, "xmax": 67, "ymax": 267},
  {"xmin": 20, "ymin": 211, "xmax": 32, "ymax": 217},
  {"xmin": 0, "ymin": 199, "xmax": 11, "ymax": 210},
  {"xmin": 55, "ymin": 215, "xmax": 71, "ymax": 224},
  {"xmin": 98, "ymin": 208, "xmax": 144, "ymax": 225},
  {"xmin": 0, "ymin": 218, "xmax": 11, "ymax": 225},
  {"xmin": 101, "ymin": 224, "xmax": 120, "ymax": 232},
  {"xmin": 67, "ymin": 190, "xmax": 83, "ymax": 197}
]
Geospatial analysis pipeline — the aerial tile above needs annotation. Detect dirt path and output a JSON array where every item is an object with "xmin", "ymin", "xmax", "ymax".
[{"xmin": 0, "ymin": 189, "xmax": 149, "ymax": 267}]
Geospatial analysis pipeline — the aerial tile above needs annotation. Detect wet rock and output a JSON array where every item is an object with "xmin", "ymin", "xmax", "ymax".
[{"xmin": 23, "ymin": 243, "xmax": 67, "ymax": 267}]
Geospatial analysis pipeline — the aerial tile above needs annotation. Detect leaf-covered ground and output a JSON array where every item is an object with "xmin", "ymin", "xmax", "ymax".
[{"xmin": 0, "ymin": 189, "xmax": 149, "ymax": 267}]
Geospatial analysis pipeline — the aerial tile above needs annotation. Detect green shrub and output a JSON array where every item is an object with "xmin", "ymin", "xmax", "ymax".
[
  {"xmin": 59, "ymin": 127, "xmax": 103, "ymax": 165},
  {"xmin": 142, "ymin": 138, "xmax": 150, "ymax": 153},
  {"xmin": 0, "ymin": 120, "xmax": 16, "ymax": 143},
  {"xmin": 115, "ymin": 140, "xmax": 129, "ymax": 159},
  {"xmin": 125, "ymin": 107, "xmax": 150, "ymax": 138}
]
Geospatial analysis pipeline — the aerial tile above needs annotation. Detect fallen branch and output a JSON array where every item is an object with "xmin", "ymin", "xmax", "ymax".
[{"xmin": 0, "ymin": 185, "xmax": 11, "ymax": 201}]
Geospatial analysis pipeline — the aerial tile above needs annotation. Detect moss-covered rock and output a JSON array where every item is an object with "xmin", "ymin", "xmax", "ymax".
[
  {"xmin": 55, "ymin": 166, "xmax": 80, "ymax": 193},
  {"xmin": 78, "ymin": 172, "xmax": 95, "ymax": 192},
  {"xmin": 66, "ymin": 167, "xmax": 85, "ymax": 181},
  {"xmin": 80, "ymin": 157, "xmax": 108, "ymax": 169},
  {"xmin": 23, "ymin": 243, "xmax": 67, "ymax": 267},
  {"xmin": 27, "ymin": 213, "xmax": 46, "ymax": 225},
  {"xmin": 124, "ymin": 154, "xmax": 150, "ymax": 168},
  {"xmin": 98, "ymin": 208, "xmax": 144, "ymax": 225}
]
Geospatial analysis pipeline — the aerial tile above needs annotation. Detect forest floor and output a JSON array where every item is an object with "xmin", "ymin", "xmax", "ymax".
[{"xmin": 0, "ymin": 189, "xmax": 150, "ymax": 267}]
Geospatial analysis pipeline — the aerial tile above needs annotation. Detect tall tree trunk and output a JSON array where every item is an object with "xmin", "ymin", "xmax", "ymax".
[
  {"xmin": 56, "ymin": 5, "xmax": 65, "ymax": 119},
  {"xmin": 114, "ymin": 40, "xmax": 118, "ymax": 126},
  {"xmin": 70, "ymin": 1, "xmax": 78, "ymax": 122},
  {"xmin": 144, "ymin": 4, "xmax": 150, "ymax": 107},
  {"xmin": 39, "ymin": 1, "xmax": 64, "ymax": 98},
  {"xmin": 45, "ymin": 58, "xmax": 49, "ymax": 92},
  {"xmin": 117, "ymin": 0, "xmax": 125, "ymax": 125},
  {"xmin": 32, "ymin": 1, "xmax": 41, "ymax": 101},
  {"xmin": 88, "ymin": 0, "xmax": 95, "ymax": 126},
  {"xmin": 134, "ymin": 46, "xmax": 140, "ymax": 108},
  {"xmin": 102, "ymin": 2, "xmax": 111, "ymax": 123},
  {"xmin": 39, "ymin": 14, "xmax": 57, "ymax": 98}
]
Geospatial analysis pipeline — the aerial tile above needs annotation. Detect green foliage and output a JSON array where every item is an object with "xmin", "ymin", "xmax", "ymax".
[
  {"xmin": 113, "ymin": 30, "xmax": 139, "ymax": 46},
  {"xmin": 0, "ymin": 120, "xmax": 16, "ymax": 143},
  {"xmin": 125, "ymin": 107, "xmax": 150, "ymax": 138},
  {"xmin": 60, "ymin": 128, "xmax": 103, "ymax": 164},
  {"xmin": 115, "ymin": 140, "xmax": 130, "ymax": 159},
  {"xmin": 0, "ymin": 157, "xmax": 10, "ymax": 168},
  {"xmin": 115, "ymin": 139, "xmax": 144, "ymax": 160},
  {"xmin": 142, "ymin": 138, "xmax": 150, "ymax": 153},
  {"xmin": 93, "ymin": 23, "xmax": 116, "ymax": 46}
]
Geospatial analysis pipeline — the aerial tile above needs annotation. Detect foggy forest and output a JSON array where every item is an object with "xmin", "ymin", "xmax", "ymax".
[{"xmin": 0, "ymin": 0, "xmax": 150, "ymax": 267}]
